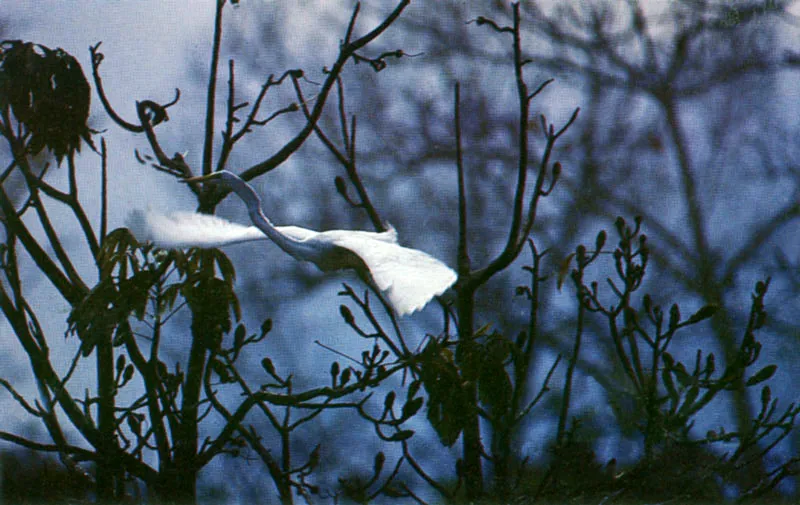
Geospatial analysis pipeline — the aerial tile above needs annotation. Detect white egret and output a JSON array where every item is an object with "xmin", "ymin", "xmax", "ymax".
[{"xmin": 127, "ymin": 170, "xmax": 457, "ymax": 316}]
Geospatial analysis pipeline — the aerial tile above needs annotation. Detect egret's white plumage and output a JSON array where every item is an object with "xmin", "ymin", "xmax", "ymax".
[
  {"xmin": 127, "ymin": 171, "xmax": 456, "ymax": 316},
  {"xmin": 127, "ymin": 210, "xmax": 267, "ymax": 248}
]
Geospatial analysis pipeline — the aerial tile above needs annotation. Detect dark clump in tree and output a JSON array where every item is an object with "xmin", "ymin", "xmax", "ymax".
[
  {"xmin": 0, "ymin": 449, "xmax": 92, "ymax": 504},
  {"xmin": 0, "ymin": 40, "xmax": 93, "ymax": 163}
]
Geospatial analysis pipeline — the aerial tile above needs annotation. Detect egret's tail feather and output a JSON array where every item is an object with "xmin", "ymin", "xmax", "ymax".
[
  {"xmin": 126, "ymin": 209, "xmax": 268, "ymax": 249},
  {"xmin": 126, "ymin": 209, "xmax": 151, "ymax": 244}
]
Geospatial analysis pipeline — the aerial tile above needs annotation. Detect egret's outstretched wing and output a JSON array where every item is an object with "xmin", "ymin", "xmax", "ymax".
[
  {"xmin": 127, "ymin": 209, "xmax": 268, "ymax": 248},
  {"xmin": 276, "ymin": 225, "xmax": 397, "ymax": 244},
  {"xmin": 328, "ymin": 232, "xmax": 457, "ymax": 316}
]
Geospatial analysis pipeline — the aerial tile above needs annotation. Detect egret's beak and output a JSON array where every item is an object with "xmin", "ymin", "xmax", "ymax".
[{"xmin": 182, "ymin": 172, "xmax": 222, "ymax": 184}]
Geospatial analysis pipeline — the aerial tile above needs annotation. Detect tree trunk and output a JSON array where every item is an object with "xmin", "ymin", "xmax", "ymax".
[
  {"xmin": 456, "ymin": 286, "xmax": 483, "ymax": 499},
  {"xmin": 96, "ymin": 328, "xmax": 118, "ymax": 502}
]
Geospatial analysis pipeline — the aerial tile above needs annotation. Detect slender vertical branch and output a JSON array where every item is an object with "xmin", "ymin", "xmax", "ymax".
[
  {"xmin": 348, "ymin": 113, "xmax": 358, "ymax": 174},
  {"xmin": 557, "ymin": 278, "xmax": 585, "ymax": 445},
  {"xmin": 121, "ymin": 323, "xmax": 172, "ymax": 467},
  {"xmin": 281, "ymin": 383, "xmax": 292, "ymax": 475},
  {"xmin": 64, "ymin": 153, "xmax": 100, "ymax": 257},
  {"xmin": 509, "ymin": 240, "xmax": 544, "ymax": 431},
  {"xmin": 450, "ymin": 85, "xmax": 480, "ymax": 500},
  {"xmin": 341, "ymin": 114, "xmax": 383, "ymax": 231},
  {"xmin": 95, "ymin": 319, "xmax": 117, "ymax": 500},
  {"xmin": 453, "ymin": 75, "xmax": 482, "ymax": 489},
  {"xmin": 293, "ymin": 74, "xmax": 384, "ymax": 231},
  {"xmin": 337, "ymin": 77, "xmax": 351, "ymax": 153},
  {"xmin": 203, "ymin": 0, "xmax": 226, "ymax": 176},
  {"xmin": 505, "ymin": 2, "xmax": 529, "ymax": 252},
  {"xmin": 100, "ymin": 138, "xmax": 108, "ymax": 244},
  {"xmin": 455, "ymin": 82, "xmax": 470, "ymax": 276}
]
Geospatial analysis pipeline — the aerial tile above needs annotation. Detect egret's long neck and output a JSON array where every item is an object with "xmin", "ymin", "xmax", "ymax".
[
  {"xmin": 225, "ymin": 174, "xmax": 316, "ymax": 260},
  {"xmin": 224, "ymin": 175, "xmax": 263, "ymax": 213}
]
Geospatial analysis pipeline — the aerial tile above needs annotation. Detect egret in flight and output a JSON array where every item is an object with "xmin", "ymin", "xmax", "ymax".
[{"xmin": 128, "ymin": 170, "xmax": 457, "ymax": 316}]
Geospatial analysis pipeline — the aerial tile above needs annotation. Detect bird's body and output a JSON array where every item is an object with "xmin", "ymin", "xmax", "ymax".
[{"xmin": 127, "ymin": 171, "xmax": 456, "ymax": 315}]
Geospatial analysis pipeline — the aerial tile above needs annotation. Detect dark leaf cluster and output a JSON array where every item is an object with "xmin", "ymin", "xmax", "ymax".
[{"xmin": 0, "ymin": 40, "xmax": 93, "ymax": 163}]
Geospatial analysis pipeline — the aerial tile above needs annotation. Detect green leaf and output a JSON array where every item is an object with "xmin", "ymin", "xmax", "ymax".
[
  {"xmin": 373, "ymin": 452, "xmax": 385, "ymax": 476},
  {"xmin": 474, "ymin": 323, "xmax": 493, "ymax": 338},
  {"xmin": 686, "ymin": 304, "xmax": 719, "ymax": 324},
  {"xmin": 662, "ymin": 368, "xmax": 678, "ymax": 405},
  {"xmin": 260, "ymin": 318, "xmax": 272, "ymax": 336},
  {"xmin": 112, "ymin": 325, "xmax": 128, "ymax": 347},
  {"xmin": 157, "ymin": 360, "xmax": 169, "ymax": 378},
  {"xmin": 595, "ymin": 230, "xmax": 607, "ymax": 251},
  {"xmin": 407, "ymin": 379, "xmax": 422, "ymax": 401},
  {"xmin": 384, "ymin": 391, "xmax": 396, "ymax": 412},
  {"xmin": 419, "ymin": 340, "xmax": 466, "ymax": 447},
  {"xmin": 116, "ymin": 354, "xmax": 126, "ymax": 375},
  {"xmin": 382, "ymin": 485, "xmax": 406, "ymax": 498},
  {"xmin": 184, "ymin": 276, "xmax": 236, "ymax": 348},
  {"xmin": 123, "ymin": 364, "xmax": 134, "ymax": 383},
  {"xmin": 705, "ymin": 353, "xmax": 716, "ymax": 377},
  {"xmin": 80, "ymin": 337, "xmax": 96, "ymax": 357},
  {"xmin": 340, "ymin": 305, "xmax": 354, "ymax": 325},
  {"xmin": 746, "ymin": 364, "xmax": 777, "ymax": 387},
  {"xmin": 233, "ymin": 324, "xmax": 246, "ymax": 349},
  {"xmin": 427, "ymin": 402, "xmax": 461, "ymax": 446},
  {"xmin": 340, "ymin": 367, "xmax": 351, "ymax": 386},
  {"xmin": 486, "ymin": 336, "xmax": 512, "ymax": 363},
  {"xmin": 126, "ymin": 272, "xmax": 155, "ymax": 321},
  {"xmin": 678, "ymin": 386, "xmax": 700, "ymax": 419},
  {"xmin": 557, "ymin": 253, "xmax": 576, "ymax": 291},
  {"xmin": 673, "ymin": 362, "xmax": 691, "ymax": 387},
  {"xmin": 211, "ymin": 248, "xmax": 237, "ymax": 284},
  {"xmin": 308, "ymin": 444, "xmax": 320, "ymax": 469},
  {"xmin": 761, "ymin": 385, "xmax": 771, "ymax": 412},
  {"xmin": 668, "ymin": 303, "xmax": 680, "ymax": 329},
  {"xmin": 401, "ymin": 397, "xmax": 424, "ymax": 420},
  {"xmin": 387, "ymin": 430, "xmax": 414, "ymax": 442},
  {"xmin": 330, "ymin": 361, "xmax": 340, "ymax": 385},
  {"xmin": 161, "ymin": 285, "xmax": 181, "ymax": 313},
  {"xmin": 479, "ymin": 362, "xmax": 512, "ymax": 415},
  {"xmin": 210, "ymin": 358, "xmax": 232, "ymax": 383},
  {"xmin": 261, "ymin": 357, "xmax": 276, "ymax": 377}
]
